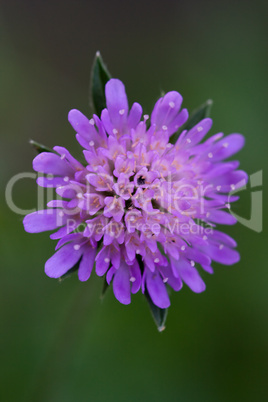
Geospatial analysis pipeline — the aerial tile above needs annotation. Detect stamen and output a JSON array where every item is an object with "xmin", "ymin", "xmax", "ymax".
[
  {"xmin": 144, "ymin": 114, "xmax": 149, "ymax": 121},
  {"xmin": 74, "ymin": 244, "xmax": 80, "ymax": 250},
  {"xmin": 186, "ymin": 138, "xmax": 191, "ymax": 143},
  {"xmin": 208, "ymin": 152, "xmax": 213, "ymax": 158},
  {"xmin": 190, "ymin": 260, "xmax": 195, "ymax": 267},
  {"xmin": 104, "ymin": 258, "xmax": 110, "ymax": 263},
  {"xmin": 89, "ymin": 118, "xmax": 95, "ymax": 125},
  {"xmin": 130, "ymin": 276, "xmax": 136, "ymax": 282},
  {"xmin": 112, "ymin": 128, "xmax": 118, "ymax": 135},
  {"xmin": 89, "ymin": 140, "xmax": 95, "ymax": 147},
  {"xmin": 77, "ymin": 193, "xmax": 83, "ymax": 199},
  {"xmin": 169, "ymin": 101, "xmax": 175, "ymax": 108},
  {"xmin": 230, "ymin": 184, "xmax": 236, "ymax": 191},
  {"xmin": 162, "ymin": 125, "xmax": 168, "ymax": 131},
  {"xmin": 181, "ymin": 245, "xmax": 186, "ymax": 251},
  {"xmin": 154, "ymin": 258, "xmax": 160, "ymax": 263},
  {"xmin": 197, "ymin": 126, "xmax": 203, "ymax": 132},
  {"xmin": 63, "ymin": 176, "xmax": 69, "ymax": 182},
  {"xmin": 163, "ymin": 277, "xmax": 169, "ymax": 283},
  {"xmin": 219, "ymin": 244, "xmax": 224, "ymax": 250},
  {"xmin": 119, "ymin": 109, "xmax": 125, "ymax": 115}
]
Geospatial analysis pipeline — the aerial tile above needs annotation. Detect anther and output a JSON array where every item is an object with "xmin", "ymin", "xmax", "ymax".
[
  {"xmin": 154, "ymin": 258, "xmax": 160, "ymax": 263},
  {"xmin": 89, "ymin": 118, "xmax": 95, "ymax": 125},
  {"xmin": 104, "ymin": 258, "xmax": 110, "ymax": 263},
  {"xmin": 63, "ymin": 176, "xmax": 69, "ymax": 182},
  {"xmin": 208, "ymin": 152, "xmax": 213, "ymax": 158},
  {"xmin": 169, "ymin": 101, "xmax": 175, "ymax": 108},
  {"xmin": 74, "ymin": 244, "xmax": 80, "ymax": 250},
  {"xmin": 119, "ymin": 109, "xmax": 125, "ymax": 115},
  {"xmin": 89, "ymin": 140, "xmax": 95, "ymax": 147},
  {"xmin": 162, "ymin": 125, "xmax": 168, "ymax": 131},
  {"xmin": 197, "ymin": 126, "xmax": 203, "ymax": 132}
]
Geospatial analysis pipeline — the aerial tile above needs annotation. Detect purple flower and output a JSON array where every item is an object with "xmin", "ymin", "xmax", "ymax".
[{"xmin": 23, "ymin": 78, "xmax": 247, "ymax": 309}]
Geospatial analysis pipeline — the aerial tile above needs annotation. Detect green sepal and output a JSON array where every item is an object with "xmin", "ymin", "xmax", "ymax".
[
  {"xmin": 90, "ymin": 51, "xmax": 112, "ymax": 117},
  {"xmin": 144, "ymin": 289, "xmax": 168, "ymax": 332},
  {"xmin": 29, "ymin": 140, "xmax": 55, "ymax": 154},
  {"xmin": 100, "ymin": 277, "xmax": 109, "ymax": 300},
  {"xmin": 170, "ymin": 99, "xmax": 213, "ymax": 144}
]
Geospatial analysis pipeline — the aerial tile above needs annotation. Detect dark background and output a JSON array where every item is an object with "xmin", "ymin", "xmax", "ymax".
[{"xmin": 1, "ymin": 1, "xmax": 267, "ymax": 401}]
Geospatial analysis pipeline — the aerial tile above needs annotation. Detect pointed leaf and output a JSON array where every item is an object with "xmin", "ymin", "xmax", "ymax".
[
  {"xmin": 184, "ymin": 99, "xmax": 213, "ymax": 131},
  {"xmin": 29, "ymin": 140, "xmax": 55, "ymax": 154},
  {"xmin": 145, "ymin": 288, "xmax": 168, "ymax": 332},
  {"xmin": 90, "ymin": 51, "xmax": 112, "ymax": 116}
]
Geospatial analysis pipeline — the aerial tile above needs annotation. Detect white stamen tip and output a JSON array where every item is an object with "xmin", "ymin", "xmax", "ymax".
[
  {"xmin": 110, "ymin": 232, "xmax": 115, "ymax": 237},
  {"xmin": 190, "ymin": 260, "xmax": 195, "ymax": 267},
  {"xmin": 119, "ymin": 109, "xmax": 125, "ymax": 115},
  {"xmin": 203, "ymin": 235, "xmax": 208, "ymax": 241},
  {"xmin": 197, "ymin": 126, "xmax": 203, "ymax": 132},
  {"xmin": 154, "ymin": 258, "xmax": 160, "ymax": 263},
  {"xmin": 89, "ymin": 140, "xmax": 95, "ymax": 147},
  {"xmin": 77, "ymin": 193, "xmax": 83, "ymax": 199},
  {"xmin": 130, "ymin": 276, "xmax": 136, "ymax": 282},
  {"xmin": 219, "ymin": 244, "xmax": 224, "ymax": 250},
  {"xmin": 129, "ymin": 216, "xmax": 135, "ymax": 221},
  {"xmin": 216, "ymin": 185, "xmax": 221, "ymax": 191},
  {"xmin": 223, "ymin": 142, "xmax": 229, "ymax": 148},
  {"xmin": 89, "ymin": 118, "xmax": 95, "ymax": 125},
  {"xmin": 60, "ymin": 154, "xmax": 66, "ymax": 159},
  {"xmin": 87, "ymin": 223, "xmax": 93, "ymax": 228},
  {"xmin": 74, "ymin": 244, "xmax": 80, "ymax": 250},
  {"xmin": 169, "ymin": 101, "xmax": 175, "ymax": 108},
  {"xmin": 58, "ymin": 211, "xmax": 64, "ymax": 217},
  {"xmin": 112, "ymin": 128, "xmax": 118, "ymax": 135},
  {"xmin": 136, "ymin": 249, "xmax": 140, "ymax": 254},
  {"xmin": 186, "ymin": 138, "xmax": 192, "ymax": 143},
  {"xmin": 162, "ymin": 125, "xmax": 168, "ymax": 131},
  {"xmin": 231, "ymin": 184, "xmax": 236, "ymax": 191},
  {"xmin": 104, "ymin": 258, "xmax": 110, "ymax": 263},
  {"xmin": 144, "ymin": 114, "xmax": 149, "ymax": 121},
  {"xmin": 166, "ymin": 143, "xmax": 172, "ymax": 148},
  {"xmin": 163, "ymin": 277, "xmax": 168, "ymax": 283},
  {"xmin": 181, "ymin": 245, "xmax": 186, "ymax": 251},
  {"xmin": 208, "ymin": 152, "xmax": 213, "ymax": 158},
  {"xmin": 63, "ymin": 176, "xmax": 69, "ymax": 182}
]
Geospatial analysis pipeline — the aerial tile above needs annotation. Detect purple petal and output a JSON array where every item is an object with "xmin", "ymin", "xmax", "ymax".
[
  {"xmin": 210, "ymin": 134, "xmax": 245, "ymax": 162},
  {"xmin": 95, "ymin": 246, "xmax": 110, "ymax": 276},
  {"xmin": 33, "ymin": 152, "xmax": 74, "ymax": 176},
  {"xmin": 145, "ymin": 268, "xmax": 170, "ymax": 308},
  {"xmin": 68, "ymin": 109, "xmax": 92, "ymax": 139},
  {"xmin": 129, "ymin": 261, "xmax": 141, "ymax": 294},
  {"xmin": 23, "ymin": 209, "xmax": 67, "ymax": 233},
  {"xmin": 105, "ymin": 79, "xmax": 129, "ymax": 129},
  {"xmin": 173, "ymin": 259, "xmax": 206, "ymax": 293},
  {"xmin": 37, "ymin": 177, "xmax": 66, "ymax": 188},
  {"xmin": 78, "ymin": 246, "xmax": 96, "ymax": 281},
  {"xmin": 45, "ymin": 243, "xmax": 83, "ymax": 278},
  {"xmin": 113, "ymin": 263, "xmax": 131, "ymax": 305},
  {"xmin": 184, "ymin": 118, "xmax": 213, "ymax": 146},
  {"xmin": 128, "ymin": 102, "xmax": 142, "ymax": 129},
  {"xmin": 203, "ymin": 244, "xmax": 240, "ymax": 265},
  {"xmin": 207, "ymin": 210, "xmax": 237, "ymax": 225}
]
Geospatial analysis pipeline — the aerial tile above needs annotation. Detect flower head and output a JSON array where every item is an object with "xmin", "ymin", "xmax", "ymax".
[{"xmin": 23, "ymin": 78, "xmax": 247, "ymax": 310}]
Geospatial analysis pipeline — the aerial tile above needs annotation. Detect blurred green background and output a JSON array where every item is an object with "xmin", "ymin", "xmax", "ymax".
[{"xmin": 1, "ymin": 1, "xmax": 267, "ymax": 401}]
